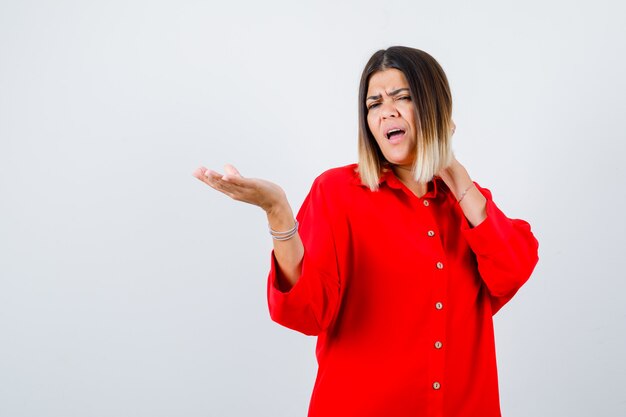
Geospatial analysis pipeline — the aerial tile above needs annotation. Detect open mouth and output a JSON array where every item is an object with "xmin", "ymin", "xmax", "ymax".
[{"xmin": 386, "ymin": 129, "xmax": 405, "ymax": 140}]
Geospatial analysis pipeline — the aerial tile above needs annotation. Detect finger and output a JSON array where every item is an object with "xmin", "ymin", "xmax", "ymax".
[
  {"xmin": 200, "ymin": 165, "xmax": 249, "ymax": 189},
  {"xmin": 201, "ymin": 169, "xmax": 229, "ymax": 190},
  {"xmin": 205, "ymin": 170, "xmax": 243, "ymax": 195},
  {"xmin": 223, "ymin": 164, "xmax": 242, "ymax": 178},
  {"xmin": 195, "ymin": 167, "xmax": 225, "ymax": 189},
  {"xmin": 198, "ymin": 168, "xmax": 256, "ymax": 203},
  {"xmin": 201, "ymin": 169, "xmax": 219, "ymax": 182},
  {"xmin": 192, "ymin": 166, "xmax": 210, "ymax": 180},
  {"xmin": 221, "ymin": 173, "xmax": 251, "ymax": 187}
]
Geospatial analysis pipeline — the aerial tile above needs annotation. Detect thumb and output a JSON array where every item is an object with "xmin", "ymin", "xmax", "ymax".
[{"xmin": 223, "ymin": 163, "xmax": 242, "ymax": 178}]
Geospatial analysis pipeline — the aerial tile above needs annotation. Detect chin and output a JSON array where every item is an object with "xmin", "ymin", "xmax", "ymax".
[
  {"xmin": 384, "ymin": 154, "xmax": 415, "ymax": 167},
  {"xmin": 380, "ymin": 145, "xmax": 415, "ymax": 162}
]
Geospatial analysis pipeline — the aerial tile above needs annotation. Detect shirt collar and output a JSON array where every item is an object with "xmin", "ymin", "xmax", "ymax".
[{"xmin": 352, "ymin": 165, "xmax": 445, "ymax": 199}]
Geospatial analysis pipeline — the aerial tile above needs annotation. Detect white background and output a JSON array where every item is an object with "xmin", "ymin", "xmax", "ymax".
[{"xmin": 1, "ymin": 1, "xmax": 625, "ymax": 416}]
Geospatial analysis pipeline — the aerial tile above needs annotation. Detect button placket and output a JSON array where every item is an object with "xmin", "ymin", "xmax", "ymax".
[
  {"xmin": 421, "ymin": 192, "xmax": 447, "ymax": 409},
  {"xmin": 431, "ymin": 276, "xmax": 447, "ymax": 401}
]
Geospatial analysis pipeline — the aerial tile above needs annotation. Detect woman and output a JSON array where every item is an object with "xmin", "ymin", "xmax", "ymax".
[{"xmin": 193, "ymin": 46, "xmax": 539, "ymax": 417}]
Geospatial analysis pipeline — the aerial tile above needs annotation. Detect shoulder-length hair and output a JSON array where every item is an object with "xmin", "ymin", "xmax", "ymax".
[{"xmin": 357, "ymin": 46, "xmax": 453, "ymax": 190}]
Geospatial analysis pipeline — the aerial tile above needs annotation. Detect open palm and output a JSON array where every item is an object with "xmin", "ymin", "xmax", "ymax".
[{"xmin": 192, "ymin": 164, "xmax": 286, "ymax": 213}]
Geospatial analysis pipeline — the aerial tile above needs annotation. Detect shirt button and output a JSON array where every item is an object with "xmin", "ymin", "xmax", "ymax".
[
  {"xmin": 436, "ymin": 261, "xmax": 444, "ymax": 269},
  {"xmin": 427, "ymin": 230, "xmax": 435, "ymax": 237},
  {"xmin": 433, "ymin": 382, "xmax": 441, "ymax": 390},
  {"xmin": 434, "ymin": 341, "xmax": 443, "ymax": 349},
  {"xmin": 423, "ymin": 200, "xmax": 430, "ymax": 207},
  {"xmin": 435, "ymin": 302, "xmax": 443, "ymax": 310}
]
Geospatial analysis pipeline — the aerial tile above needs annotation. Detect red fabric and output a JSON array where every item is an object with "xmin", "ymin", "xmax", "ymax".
[{"xmin": 267, "ymin": 164, "xmax": 539, "ymax": 417}]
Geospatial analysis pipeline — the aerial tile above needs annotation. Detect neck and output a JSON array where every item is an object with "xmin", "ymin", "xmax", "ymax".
[{"xmin": 392, "ymin": 165, "xmax": 428, "ymax": 198}]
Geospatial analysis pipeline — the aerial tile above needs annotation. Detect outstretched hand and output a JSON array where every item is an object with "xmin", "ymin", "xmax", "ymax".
[{"xmin": 192, "ymin": 164, "xmax": 287, "ymax": 213}]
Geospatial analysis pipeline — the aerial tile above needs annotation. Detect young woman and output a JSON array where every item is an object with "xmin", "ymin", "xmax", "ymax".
[{"xmin": 193, "ymin": 46, "xmax": 539, "ymax": 417}]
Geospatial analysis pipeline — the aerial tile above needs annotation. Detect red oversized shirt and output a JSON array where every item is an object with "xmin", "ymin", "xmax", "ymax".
[{"xmin": 267, "ymin": 164, "xmax": 539, "ymax": 417}]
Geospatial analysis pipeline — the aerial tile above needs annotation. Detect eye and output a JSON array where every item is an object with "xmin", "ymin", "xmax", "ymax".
[
  {"xmin": 367, "ymin": 102, "xmax": 380, "ymax": 110},
  {"xmin": 398, "ymin": 95, "xmax": 411, "ymax": 101}
]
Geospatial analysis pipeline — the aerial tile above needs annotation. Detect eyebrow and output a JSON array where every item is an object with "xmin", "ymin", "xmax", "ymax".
[{"xmin": 366, "ymin": 88, "xmax": 411, "ymax": 102}]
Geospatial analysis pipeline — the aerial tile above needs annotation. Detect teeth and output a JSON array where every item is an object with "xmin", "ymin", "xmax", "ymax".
[{"xmin": 387, "ymin": 129, "xmax": 403, "ymax": 139}]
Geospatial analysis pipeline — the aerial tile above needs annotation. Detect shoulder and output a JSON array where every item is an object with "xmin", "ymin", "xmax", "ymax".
[
  {"xmin": 302, "ymin": 164, "xmax": 361, "ymax": 209},
  {"xmin": 298, "ymin": 165, "xmax": 359, "ymax": 215}
]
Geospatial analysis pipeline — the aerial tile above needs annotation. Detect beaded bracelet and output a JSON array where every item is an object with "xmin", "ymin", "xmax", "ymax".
[
  {"xmin": 457, "ymin": 184, "xmax": 474, "ymax": 204},
  {"xmin": 269, "ymin": 220, "xmax": 299, "ymax": 241}
]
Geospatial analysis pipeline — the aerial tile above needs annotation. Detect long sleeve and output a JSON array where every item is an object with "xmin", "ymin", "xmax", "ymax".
[
  {"xmin": 262, "ymin": 165, "xmax": 540, "ymax": 417},
  {"xmin": 267, "ymin": 176, "xmax": 343, "ymax": 336},
  {"xmin": 460, "ymin": 183, "xmax": 539, "ymax": 314}
]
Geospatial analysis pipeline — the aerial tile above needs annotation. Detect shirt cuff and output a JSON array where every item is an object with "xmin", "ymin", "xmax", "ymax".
[
  {"xmin": 461, "ymin": 199, "xmax": 515, "ymax": 256},
  {"xmin": 267, "ymin": 249, "xmax": 310, "ymax": 308}
]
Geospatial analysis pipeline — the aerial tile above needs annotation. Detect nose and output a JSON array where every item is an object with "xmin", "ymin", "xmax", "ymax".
[{"xmin": 380, "ymin": 101, "xmax": 399, "ymax": 118}]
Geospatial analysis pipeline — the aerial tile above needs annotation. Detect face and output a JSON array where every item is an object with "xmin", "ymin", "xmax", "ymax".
[{"xmin": 365, "ymin": 68, "xmax": 418, "ymax": 169}]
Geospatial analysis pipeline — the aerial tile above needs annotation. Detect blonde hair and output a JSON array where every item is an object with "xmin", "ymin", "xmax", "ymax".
[{"xmin": 357, "ymin": 46, "xmax": 453, "ymax": 190}]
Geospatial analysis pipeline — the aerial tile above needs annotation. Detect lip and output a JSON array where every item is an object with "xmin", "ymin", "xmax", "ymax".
[
  {"xmin": 387, "ymin": 131, "xmax": 406, "ymax": 144},
  {"xmin": 383, "ymin": 125, "xmax": 407, "ymax": 144},
  {"xmin": 384, "ymin": 125, "xmax": 406, "ymax": 137}
]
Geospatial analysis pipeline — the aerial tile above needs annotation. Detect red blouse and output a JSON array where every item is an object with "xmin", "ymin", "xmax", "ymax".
[{"xmin": 267, "ymin": 164, "xmax": 539, "ymax": 417}]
